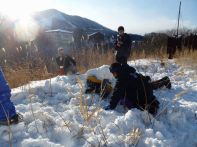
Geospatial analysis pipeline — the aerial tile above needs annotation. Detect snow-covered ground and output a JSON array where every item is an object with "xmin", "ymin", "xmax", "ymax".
[{"xmin": 0, "ymin": 59, "xmax": 197, "ymax": 147}]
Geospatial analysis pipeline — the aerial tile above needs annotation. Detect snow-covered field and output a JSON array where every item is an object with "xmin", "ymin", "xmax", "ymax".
[{"xmin": 1, "ymin": 59, "xmax": 197, "ymax": 147}]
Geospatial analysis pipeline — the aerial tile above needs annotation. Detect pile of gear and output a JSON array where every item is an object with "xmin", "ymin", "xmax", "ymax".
[{"xmin": 85, "ymin": 75, "xmax": 113, "ymax": 99}]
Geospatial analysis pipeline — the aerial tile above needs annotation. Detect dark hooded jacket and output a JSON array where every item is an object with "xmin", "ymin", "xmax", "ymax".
[
  {"xmin": 109, "ymin": 65, "xmax": 159, "ymax": 115},
  {"xmin": 114, "ymin": 33, "xmax": 131, "ymax": 58},
  {"xmin": 56, "ymin": 55, "xmax": 76, "ymax": 70}
]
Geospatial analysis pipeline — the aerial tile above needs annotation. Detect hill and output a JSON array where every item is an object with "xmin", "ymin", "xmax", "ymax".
[{"xmin": 33, "ymin": 9, "xmax": 115, "ymax": 35}]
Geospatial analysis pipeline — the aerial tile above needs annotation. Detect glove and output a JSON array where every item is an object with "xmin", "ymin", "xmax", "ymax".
[{"xmin": 103, "ymin": 105, "xmax": 113, "ymax": 110}]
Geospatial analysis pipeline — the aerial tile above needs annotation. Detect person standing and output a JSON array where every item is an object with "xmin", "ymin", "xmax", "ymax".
[
  {"xmin": 56, "ymin": 47, "xmax": 77, "ymax": 75},
  {"xmin": 114, "ymin": 26, "xmax": 131, "ymax": 65}
]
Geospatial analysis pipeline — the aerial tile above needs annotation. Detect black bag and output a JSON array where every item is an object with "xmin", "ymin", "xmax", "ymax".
[{"xmin": 135, "ymin": 74, "xmax": 160, "ymax": 115}]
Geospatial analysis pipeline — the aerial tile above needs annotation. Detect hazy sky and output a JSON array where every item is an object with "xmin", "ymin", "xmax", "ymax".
[{"xmin": 0, "ymin": 0, "xmax": 196, "ymax": 34}]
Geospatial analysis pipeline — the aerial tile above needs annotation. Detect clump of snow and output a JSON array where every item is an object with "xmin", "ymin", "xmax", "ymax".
[{"xmin": 0, "ymin": 59, "xmax": 197, "ymax": 147}]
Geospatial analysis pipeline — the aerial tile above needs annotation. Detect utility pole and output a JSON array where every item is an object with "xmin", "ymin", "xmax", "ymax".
[{"xmin": 177, "ymin": 1, "xmax": 181, "ymax": 37}]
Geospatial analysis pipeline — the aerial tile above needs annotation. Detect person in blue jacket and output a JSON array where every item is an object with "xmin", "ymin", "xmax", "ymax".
[{"xmin": 0, "ymin": 66, "xmax": 19, "ymax": 125}]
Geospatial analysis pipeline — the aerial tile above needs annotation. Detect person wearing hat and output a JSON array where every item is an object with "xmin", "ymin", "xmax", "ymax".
[
  {"xmin": 56, "ymin": 47, "xmax": 77, "ymax": 75},
  {"xmin": 104, "ymin": 63, "xmax": 171, "ymax": 115},
  {"xmin": 114, "ymin": 26, "xmax": 131, "ymax": 65},
  {"xmin": 104, "ymin": 63, "xmax": 139, "ymax": 111}
]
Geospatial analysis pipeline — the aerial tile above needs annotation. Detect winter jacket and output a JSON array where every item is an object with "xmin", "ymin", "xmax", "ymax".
[
  {"xmin": 56, "ymin": 55, "xmax": 76, "ymax": 73},
  {"xmin": 109, "ymin": 65, "xmax": 159, "ymax": 115},
  {"xmin": 0, "ymin": 67, "xmax": 17, "ymax": 120},
  {"xmin": 114, "ymin": 33, "xmax": 131, "ymax": 58}
]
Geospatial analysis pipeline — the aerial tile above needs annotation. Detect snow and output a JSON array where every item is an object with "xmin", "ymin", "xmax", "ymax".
[
  {"xmin": 45, "ymin": 29, "xmax": 73, "ymax": 34},
  {"xmin": 1, "ymin": 59, "xmax": 197, "ymax": 147}
]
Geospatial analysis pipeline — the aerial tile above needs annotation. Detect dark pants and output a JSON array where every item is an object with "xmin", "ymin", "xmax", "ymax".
[
  {"xmin": 167, "ymin": 47, "xmax": 176, "ymax": 59},
  {"xmin": 119, "ymin": 97, "xmax": 159, "ymax": 115},
  {"xmin": 150, "ymin": 76, "xmax": 171, "ymax": 90},
  {"xmin": 120, "ymin": 98, "xmax": 134, "ymax": 109},
  {"xmin": 116, "ymin": 56, "xmax": 127, "ymax": 65}
]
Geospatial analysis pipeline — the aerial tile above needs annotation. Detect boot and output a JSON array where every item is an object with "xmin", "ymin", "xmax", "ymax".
[
  {"xmin": 0, "ymin": 114, "xmax": 19, "ymax": 126},
  {"xmin": 151, "ymin": 76, "xmax": 171, "ymax": 90}
]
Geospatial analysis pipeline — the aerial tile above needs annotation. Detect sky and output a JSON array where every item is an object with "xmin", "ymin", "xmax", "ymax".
[{"xmin": 0, "ymin": 0, "xmax": 196, "ymax": 34}]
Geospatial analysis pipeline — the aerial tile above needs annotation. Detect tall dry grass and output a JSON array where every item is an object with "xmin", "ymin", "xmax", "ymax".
[
  {"xmin": 3, "ymin": 47, "xmax": 197, "ymax": 88},
  {"xmin": 3, "ymin": 60, "xmax": 55, "ymax": 88},
  {"xmin": 175, "ymin": 49, "xmax": 197, "ymax": 70},
  {"xmin": 73, "ymin": 48, "xmax": 115, "ymax": 73}
]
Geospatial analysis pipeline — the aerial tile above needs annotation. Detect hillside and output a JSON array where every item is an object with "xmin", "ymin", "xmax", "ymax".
[
  {"xmin": 32, "ymin": 9, "xmax": 114, "ymax": 35},
  {"xmin": 0, "ymin": 9, "xmax": 144, "ymax": 39}
]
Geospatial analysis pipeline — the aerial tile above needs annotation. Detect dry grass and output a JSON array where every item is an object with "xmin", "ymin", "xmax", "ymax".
[
  {"xmin": 2, "ymin": 47, "xmax": 197, "ymax": 89},
  {"xmin": 4, "ymin": 62, "xmax": 55, "ymax": 88},
  {"xmin": 125, "ymin": 128, "xmax": 142, "ymax": 146},
  {"xmin": 76, "ymin": 76, "xmax": 103, "ymax": 122},
  {"xmin": 175, "ymin": 49, "xmax": 197, "ymax": 70},
  {"xmin": 73, "ymin": 48, "xmax": 115, "ymax": 73}
]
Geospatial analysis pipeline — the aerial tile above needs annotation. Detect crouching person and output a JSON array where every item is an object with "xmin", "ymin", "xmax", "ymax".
[
  {"xmin": 104, "ymin": 63, "xmax": 171, "ymax": 115},
  {"xmin": 0, "ymin": 67, "xmax": 19, "ymax": 125},
  {"xmin": 56, "ymin": 47, "xmax": 77, "ymax": 75}
]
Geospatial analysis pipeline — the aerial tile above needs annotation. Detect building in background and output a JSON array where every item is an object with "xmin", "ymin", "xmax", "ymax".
[{"xmin": 45, "ymin": 29, "xmax": 74, "ymax": 47}]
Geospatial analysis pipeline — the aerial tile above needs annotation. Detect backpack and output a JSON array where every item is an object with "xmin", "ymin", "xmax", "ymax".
[
  {"xmin": 135, "ymin": 74, "xmax": 160, "ymax": 115},
  {"xmin": 85, "ymin": 76, "xmax": 113, "ymax": 99}
]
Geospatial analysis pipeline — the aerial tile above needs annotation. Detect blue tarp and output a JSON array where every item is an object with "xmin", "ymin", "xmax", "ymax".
[{"xmin": 0, "ymin": 67, "xmax": 17, "ymax": 120}]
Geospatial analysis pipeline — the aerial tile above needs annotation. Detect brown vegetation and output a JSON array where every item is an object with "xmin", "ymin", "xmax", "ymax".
[{"xmin": 2, "ymin": 47, "xmax": 197, "ymax": 88}]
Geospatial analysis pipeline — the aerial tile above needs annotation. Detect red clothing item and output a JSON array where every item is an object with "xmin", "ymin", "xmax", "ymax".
[{"xmin": 58, "ymin": 68, "xmax": 66, "ymax": 75}]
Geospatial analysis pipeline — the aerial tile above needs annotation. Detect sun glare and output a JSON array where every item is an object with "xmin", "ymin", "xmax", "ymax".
[
  {"xmin": 0, "ymin": 0, "xmax": 43, "ymax": 41},
  {"xmin": 14, "ymin": 16, "xmax": 40, "ymax": 42},
  {"xmin": 0, "ymin": 0, "xmax": 47, "ymax": 20},
  {"xmin": 1, "ymin": 9, "xmax": 28, "ymax": 20},
  {"xmin": 0, "ymin": 1, "xmax": 31, "ymax": 20}
]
